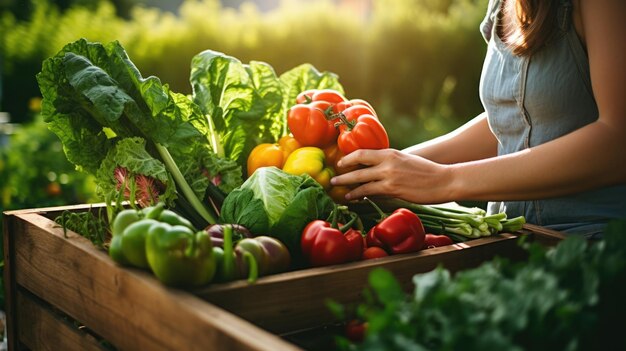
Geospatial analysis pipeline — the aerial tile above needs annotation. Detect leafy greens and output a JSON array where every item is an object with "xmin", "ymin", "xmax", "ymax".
[
  {"xmin": 190, "ymin": 51, "xmax": 343, "ymax": 177},
  {"xmin": 339, "ymin": 220, "xmax": 626, "ymax": 351},
  {"xmin": 37, "ymin": 38, "xmax": 344, "ymax": 228},
  {"xmin": 219, "ymin": 167, "xmax": 335, "ymax": 255}
]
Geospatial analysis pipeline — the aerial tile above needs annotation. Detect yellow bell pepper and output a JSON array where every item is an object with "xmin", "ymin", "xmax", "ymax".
[
  {"xmin": 247, "ymin": 135, "xmax": 301, "ymax": 177},
  {"xmin": 282, "ymin": 146, "xmax": 334, "ymax": 189}
]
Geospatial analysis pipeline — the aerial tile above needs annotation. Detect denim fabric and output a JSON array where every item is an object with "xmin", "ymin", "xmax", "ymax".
[{"xmin": 478, "ymin": 0, "xmax": 626, "ymax": 237}]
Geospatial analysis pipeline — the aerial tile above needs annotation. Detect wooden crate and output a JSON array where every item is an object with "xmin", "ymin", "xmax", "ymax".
[{"xmin": 3, "ymin": 204, "xmax": 564, "ymax": 351}]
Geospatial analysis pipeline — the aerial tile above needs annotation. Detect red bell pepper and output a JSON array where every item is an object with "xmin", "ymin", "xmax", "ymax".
[
  {"xmin": 301, "ymin": 206, "xmax": 363, "ymax": 267},
  {"xmin": 365, "ymin": 198, "xmax": 425, "ymax": 255}
]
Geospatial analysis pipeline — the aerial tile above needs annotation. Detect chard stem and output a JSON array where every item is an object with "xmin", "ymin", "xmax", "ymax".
[
  {"xmin": 155, "ymin": 143, "xmax": 217, "ymax": 225},
  {"xmin": 205, "ymin": 113, "xmax": 225, "ymax": 158}
]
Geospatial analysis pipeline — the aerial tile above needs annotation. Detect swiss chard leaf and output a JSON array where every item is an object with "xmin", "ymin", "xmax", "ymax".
[
  {"xmin": 37, "ymin": 39, "xmax": 206, "ymax": 168},
  {"xmin": 37, "ymin": 39, "xmax": 241, "ymax": 225},
  {"xmin": 96, "ymin": 137, "xmax": 177, "ymax": 206},
  {"xmin": 190, "ymin": 50, "xmax": 284, "ymax": 172}
]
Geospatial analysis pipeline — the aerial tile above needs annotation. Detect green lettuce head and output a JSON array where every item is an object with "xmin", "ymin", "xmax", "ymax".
[{"xmin": 219, "ymin": 167, "xmax": 334, "ymax": 256}]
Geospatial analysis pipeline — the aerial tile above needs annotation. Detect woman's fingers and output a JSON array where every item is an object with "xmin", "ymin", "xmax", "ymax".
[
  {"xmin": 337, "ymin": 149, "xmax": 389, "ymax": 168},
  {"xmin": 332, "ymin": 149, "xmax": 398, "ymax": 187},
  {"xmin": 344, "ymin": 181, "xmax": 385, "ymax": 201},
  {"xmin": 331, "ymin": 165, "xmax": 379, "ymax": 186}
]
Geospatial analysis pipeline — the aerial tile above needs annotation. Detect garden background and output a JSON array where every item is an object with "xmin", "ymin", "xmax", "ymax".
[{"xmin": 0, "ymin": 0, "xmax": 489, "ymax": 308}]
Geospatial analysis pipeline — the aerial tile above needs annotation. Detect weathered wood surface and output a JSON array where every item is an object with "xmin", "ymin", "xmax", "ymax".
[
  {"xmin": 4, "ymin": 211, "xmax": 301, "ymax": 351},
  {"xmin": 197, "ymin": 232, "xmax": 528, "ymax": 333},
  {"xmin": 3, "ymin": 205, "xmax": 564, "ymax": 351},
  {"xmin": 16, "ymin": 290, "xmax": 108, "ymax": 351}
]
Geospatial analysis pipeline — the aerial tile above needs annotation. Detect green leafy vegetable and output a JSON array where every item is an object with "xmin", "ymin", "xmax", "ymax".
[
  {"xmin": 37, "ymin": 38, "xmax": 242, "ymax": 227},
  {"xmin": 190, "ymin": 52, "xmax": 344, "ymax": 177},
  {"xmin": 219, "ymin": 167, "xmax": 334, "ymax": 255},
  {"xmin": 55, "ymin": 208, "xmax": 110, "ymax": 249},
  {"xmin": 191, "ymin": 51, "xmax": 283, "ymax": 168},
  {"xmin": 340, "ymin": 219, "xmax": 626, "ymax": 351},
  {"xmin": 37, "ymin": 38, "xmax": 345, "ymax": 231},
  {"xmin": 278, "ymin": 63, "xmax": 344, "ymax": 130}
]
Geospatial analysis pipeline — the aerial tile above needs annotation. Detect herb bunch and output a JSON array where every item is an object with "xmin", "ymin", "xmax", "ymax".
[{"xmin": 341, "ymin": 220, "xmax": 626, "ymax": 351}]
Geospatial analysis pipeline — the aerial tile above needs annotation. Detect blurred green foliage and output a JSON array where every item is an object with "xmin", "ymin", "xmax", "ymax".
[
  {"xmin": 0, "ymin": 114, "xmax": 98, "ymax": 309},
  {"xmin": 1, "ymin": 0, "xmax": 489, "ymax": 150},
  {"xmin": 0, "ymin": 115, "xmax": 97, "ymax": 212}
]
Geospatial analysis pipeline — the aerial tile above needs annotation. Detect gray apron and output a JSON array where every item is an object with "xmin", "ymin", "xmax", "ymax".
[{"xmin": 479, "ymin": 0, "xmax": 626, "ymax": 237}]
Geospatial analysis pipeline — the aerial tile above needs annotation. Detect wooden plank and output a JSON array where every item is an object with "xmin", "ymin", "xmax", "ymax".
[
  {"xmin": 197, "ymin": 233, "xmax": 528, "ymax": 333},
  {"xmin": 3, "ymin": 203, "xmax": 108, "ymax": 217},
  {"xmin": 522, "ymin": 223, "xmax": 566, "ymax": 246},
  {"xmin": 8, "ymin": 212, "xmax": 301, "ymax": 351},
  {"xmin": 5, "ymin": 205, "xmax": 565, "ymax": 351},
  {"xmin": 16, "ymin": 289, "xmax": 109, "ymax": 351},
  {"xmin": 3, "ymin": 212, "xmax": 19, "ymax": 351}
]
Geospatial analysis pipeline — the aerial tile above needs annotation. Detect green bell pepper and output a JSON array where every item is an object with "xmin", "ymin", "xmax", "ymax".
[
  {"xmin": 109, "ymin": 207, "xmax": 143, "ymax": 265},
  {"xmin": 120, "ymin": 218, "xmax": 159, "ymax": 269},
  {"xmin": 109, "ymin": 203, "xmax": 192, "ymax": 269},
  {"xmin": 143, "ymin": 206, "xmax": 195, "ymax": 230},
  {"xmin": 146, "ymin": 222, "xmax": 216, "ymax": 287},
  {"xmin": 108, "ymin": 234, "xmax": 129, "ymax": 265},
  {"xmin": 111, "ymin": 208, "xmax": 141, "ymax": 236}
]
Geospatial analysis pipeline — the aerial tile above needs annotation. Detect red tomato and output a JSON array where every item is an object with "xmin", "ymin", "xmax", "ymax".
[
  {"xmin": 362, "ymin": 246, "xmax": 388, "ymax": 260},
  {"xmin": 337, "ymin": 115, "xmax": 389, "ymax": 155},
  {"xmin": 287, "ymin": 101, "xmax": 338, "ymax": 147},
  {"xmin": 345, "ymin": 319, "xmax": 367, "ymax": 343},
  {"xmin": 311, "ymin": 89, "xmax": 347, "ymax": 105},
  {"xmin": 295, "ymin": 89, "xmax": 347, "ymax": 106},
  {"xmin": 337, "ymin": 106, "xmax": 379, "ymax": 132},
  {"xmin": 323, "ymin": 144, "xmax": 358, "ymax": 175},
  {"xmin": 422, "ymin": 234, "xmax": 454, "ymax": 249},
  {"xmin": 336, "ymin": 100, "xmax": 378, "ymax": 118},
  {"xmin": 295, "ymin": 89, "xmax": 317, "ymax": 104}
]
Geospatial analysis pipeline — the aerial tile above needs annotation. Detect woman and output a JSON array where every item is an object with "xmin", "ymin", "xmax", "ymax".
[{"xmin": 330, "ymin": 0, "xmax": 626, "ymax": 237}]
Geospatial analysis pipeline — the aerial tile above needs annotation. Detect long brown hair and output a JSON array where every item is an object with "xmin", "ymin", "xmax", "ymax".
[{"xmin": 502, "ymin": 0, "xmax": 560, "ymax": 56}]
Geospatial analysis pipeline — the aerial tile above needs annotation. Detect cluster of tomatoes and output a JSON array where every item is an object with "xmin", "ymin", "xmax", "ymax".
[
  {"xmin": 288, "ymin": 89, "xmax": 389, "ymax": 155},
  {"xmin": 247, "ymin": 89, "xmax": 389, "ymax": 203}
]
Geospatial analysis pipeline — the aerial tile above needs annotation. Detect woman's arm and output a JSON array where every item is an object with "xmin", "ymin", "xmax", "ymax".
[
  {"xmin": 452, "ymin": 0, "xmax": 626, "ymax": 201},
  {"xmin": 331, "ymin": 0, "xmax": 626, "ymax": 204},
  {"xmin": 403, "ymin": 112, "xmax": 498, "ymax": 164}
]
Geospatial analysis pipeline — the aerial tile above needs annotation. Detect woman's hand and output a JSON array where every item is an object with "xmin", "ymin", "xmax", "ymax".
[{"xmin": 330, "ymin": 148, "xmax": 455, "ymax": 204}]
